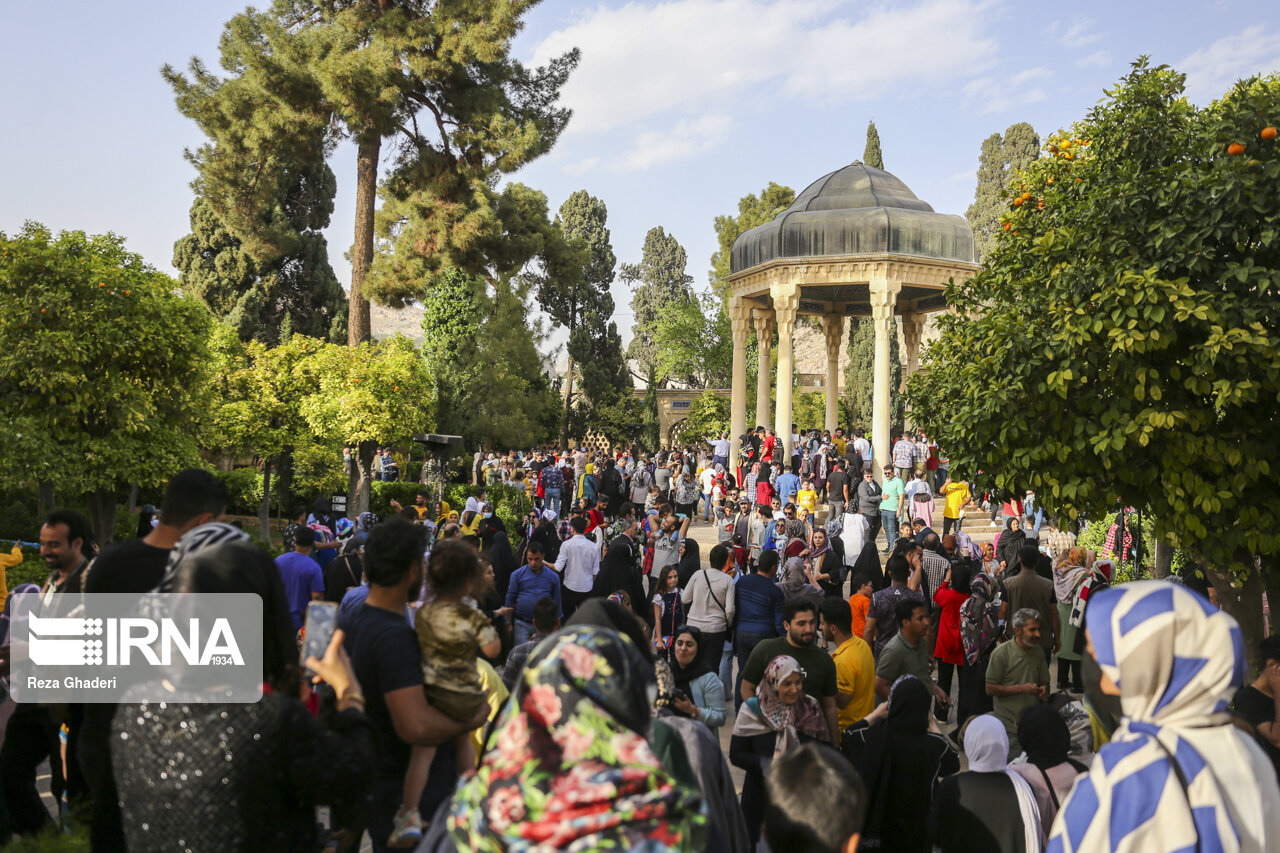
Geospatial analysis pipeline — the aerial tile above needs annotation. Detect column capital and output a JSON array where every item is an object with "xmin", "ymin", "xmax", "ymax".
[
  {"xmin": 822, "ymin": 313, "xmax": 844, "ymax": 354},
  {"xmin": 751, "ymin": 306, "xmax": 776, "ymax": 337},
  {"xmin": 868, "ymin": 277, "xmax": 901, "ymax": 325},
  {"xmin": 769, "ymin": 279, "xmax": 800, "ymax": 326},
  {"xmin": 729, "ymin": 296, "xmax": 752, "ymax": 337}
]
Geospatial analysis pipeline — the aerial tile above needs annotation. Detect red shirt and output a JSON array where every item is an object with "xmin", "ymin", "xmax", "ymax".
[{"xmin": 933, "ymin": 584, "xmax": 969, "ymax": 665}]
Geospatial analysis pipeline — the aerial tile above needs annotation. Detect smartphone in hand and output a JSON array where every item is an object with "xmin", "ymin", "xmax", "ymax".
[{"xmin": 302, "ymin": 601, "xmax": 339, "ymax": 674}]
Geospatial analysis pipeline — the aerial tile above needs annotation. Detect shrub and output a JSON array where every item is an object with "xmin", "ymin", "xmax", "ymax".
[{"xmin": 215, "ymin": 468, "xmax": 265, "ymax": 515}]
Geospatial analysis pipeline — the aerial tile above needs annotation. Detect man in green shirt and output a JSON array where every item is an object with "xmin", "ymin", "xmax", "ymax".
[
  {"xmin": 880, "ymin": 466, "xmax": 905, "ymax": 552},
  {"xmin": 985, "ymin": 607, "xmax": 1051, "ymax": 758},
  {"xmin": 742, "ymin": 598, "xmax": 840, "ymax": 743},
  {"xmin": 874, "ymin": 599, "xmax": 950, "ymax": 708}
]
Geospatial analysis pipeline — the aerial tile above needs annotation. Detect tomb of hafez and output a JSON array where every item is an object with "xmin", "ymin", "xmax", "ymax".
[{"xmin": 725, "ymin": 162, "xmax": 980, "ymax": 480}]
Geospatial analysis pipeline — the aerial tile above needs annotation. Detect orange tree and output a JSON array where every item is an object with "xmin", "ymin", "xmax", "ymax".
[
  {"xmin": 301, "ymin": 336, "xmax": 433, "ymax": 516},
  {"xmin": 908, "ymin": 60, "xmax": 1280, "ymax": 665},
  {"xmin": 0, "ymin": 223, "xmax": 212, "ymax": 543}
]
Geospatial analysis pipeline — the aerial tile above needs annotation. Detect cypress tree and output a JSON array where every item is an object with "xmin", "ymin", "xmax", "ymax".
[
  {"xmin": 863, "ymin": 121, "xmax": 884, "ymax": 169},
  {"xmin": 844, "ymin": 317, "xmax": 902, "ymax": 430},
  {"xmin": 966, "ymin": 122, "xmax": 1040, "ymax": 261}
]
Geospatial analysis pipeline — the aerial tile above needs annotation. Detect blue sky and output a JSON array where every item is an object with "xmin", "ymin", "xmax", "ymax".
[{"xmin": 3, "ymin": 0, "xmax": 1278, "ymax": 351}]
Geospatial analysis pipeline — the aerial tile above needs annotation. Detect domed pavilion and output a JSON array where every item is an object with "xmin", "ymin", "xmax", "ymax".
[{"xmin": 726, "ymin": 163, "xmax": 979, "ymax": 477}]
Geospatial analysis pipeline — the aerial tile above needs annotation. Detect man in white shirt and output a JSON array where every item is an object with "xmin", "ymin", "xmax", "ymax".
[
  {"xmin": 682, "ymin": 543, "xmax": 738, "ymax": 670},
  {"xmin": 852, "ymin": 430, "xmax": 872, "ymax": 472},
  {"xmin": 554, "ymin": 515, "xmax": 599, "ymax": 618},
  {"xmin": 698, "ymin": 465, "xmax": 716, "ymax": 522}
]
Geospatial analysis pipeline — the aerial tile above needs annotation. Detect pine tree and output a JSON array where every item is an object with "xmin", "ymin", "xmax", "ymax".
[
  {"xmin": 863, "ymin": 121, "xmax": 884, "ymax": 169},
  {"xmin": 164, "ymin": 0, "xmax": 579, "ymax": 347},
  {"xmin": 173, "ymin": 159, "xmax": 347, "ymax": 346},
  {"xmin": 966, "ymin": 122, "xmax": 1041, "ymax": 261},
  {"xmin": 843, "ymin": 317, "xmax": 902, "ymax": 431},
  {"xmin": 622, "ymin": 227, "xmax": 694, "ymax": 379}
]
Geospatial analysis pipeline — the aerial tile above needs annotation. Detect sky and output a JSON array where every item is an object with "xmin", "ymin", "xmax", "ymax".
[{"xmin": 3, "ymin": 0, "xmax": 1279, "ymax": 355}]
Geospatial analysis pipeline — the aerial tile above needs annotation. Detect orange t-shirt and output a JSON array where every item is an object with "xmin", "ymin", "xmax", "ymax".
[{"xmin": 849, "ymin": 592, "xmax": 872, "ymax": 642}]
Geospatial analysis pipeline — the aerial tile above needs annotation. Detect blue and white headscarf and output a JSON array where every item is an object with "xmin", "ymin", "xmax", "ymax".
[{"xmin": 1048, "ymin": 581, "xmax": 1280, "ymax": 852}]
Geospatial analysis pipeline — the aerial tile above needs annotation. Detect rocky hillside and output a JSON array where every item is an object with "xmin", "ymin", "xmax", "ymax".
[{"xmin": 371, "ymin": 302, "xmax": 425, "ymax": 344}]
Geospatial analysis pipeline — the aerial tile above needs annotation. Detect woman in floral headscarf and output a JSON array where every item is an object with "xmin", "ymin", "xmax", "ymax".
[
  {"xmin": 729, "ymin": 655, "xmax": 829, "ymax": 848},
  {"xmin": 1049, "ymin": 581, "xmax": 1280, "ymax": 852},
  {"xmin": 956, "ymin": 570, "xmax": 1003, "ymax": 729},
  {"xmin": 420, "ymin": 625, "xmax": 709, "ymax": 853}
]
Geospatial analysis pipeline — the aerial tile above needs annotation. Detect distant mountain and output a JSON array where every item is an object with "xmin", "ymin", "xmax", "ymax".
[{"xmin": 370, "ymin": 302, "xmax": 425, "ymax": 344}]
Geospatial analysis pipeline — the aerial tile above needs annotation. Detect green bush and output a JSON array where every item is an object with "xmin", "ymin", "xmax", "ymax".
[
  {"xmin": 4, "ymin": 545, "xmax": 47, "ymax": 591},
  {"xmin": 215, "ymin": 468, "xmax": 265, "ymax": 516},
  {"xmin": 1077, "ymin": 510, "xmax": 1191, "ymax": 582},
  {"xmin": 370, "ymin": 481, "xmax": 429, "ymax": 518},
  {"xmin": 1, "ymin": 496, "xmax": 38, "ymax": 541}
]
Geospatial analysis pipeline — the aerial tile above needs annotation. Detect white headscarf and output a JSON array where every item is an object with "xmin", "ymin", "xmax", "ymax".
[
  {"xmin": 1049, "ymin": 581, "xmax": 1280, "ymax": 852},
  {"xmin": 966, "ymin": 714, "xmax": 1043, "ymax": 852}
]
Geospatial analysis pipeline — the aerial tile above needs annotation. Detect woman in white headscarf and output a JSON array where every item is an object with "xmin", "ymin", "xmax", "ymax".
[
  {"xmin": 929, "ymin": 713, "xmax": 1042, "ymax": 852},
  {"xmin": 1049, "ymin": 580, "xmax": 1280, "ymax": 852}
]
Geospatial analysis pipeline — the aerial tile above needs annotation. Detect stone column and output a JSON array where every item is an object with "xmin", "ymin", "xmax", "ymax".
[
  {"xmin": 752, "ymin": 307, "xmax": 774, "ymax": 429},
  {"xmin": 902, "ymin": 310, "xmax": 925, "ymax": 380},
  {"xmin": 770, "ymin": 278, "xmax": 800, "ymax": 463},
  {"xmin": 728, "ymin": 296, "xmax": 751, "ymax": 475},
  {"xmin": 822, "ymin": 313, "xmax": 843, "ymax": 433},
  {"xmin": 869, "ymin": 275, "xmax": 902, "ymax": 483}
]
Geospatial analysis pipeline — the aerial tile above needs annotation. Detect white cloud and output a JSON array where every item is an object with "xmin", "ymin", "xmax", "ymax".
[
  {"xmin": 563, "ymin": 156, "xmax": 602, "ymax": 176},
  {"xmin": 1180, "ymin": 24, "xmax": 1280, "ymax": 103},
  {"xmin": 530, "ymin": 0, "xmax": 1002, "ymax": 168},
  {"xmin": 615, "ymin": 115, "xmax": 734, "ymax": 171},
  {"xmin": 1059, "ymin": 19, "xmax": 1103, "ymax": 48},
  {"xmin": 1075, "ymin": 50, "xmax": 1111, "ymax": 69},
  {"xmin": 962, "ymin": 68, "xmax": 1051, "ymax": 114}
]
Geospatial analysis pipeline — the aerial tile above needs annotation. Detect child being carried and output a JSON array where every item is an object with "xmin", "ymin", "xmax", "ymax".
[{"xmin": 389, "ymin": 539, "xmax": 501, "ymax": 847}]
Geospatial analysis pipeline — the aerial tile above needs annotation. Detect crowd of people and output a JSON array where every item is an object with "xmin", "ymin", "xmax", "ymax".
[{"xmin": 3, "ymin": 432, "xmax": 1280, "ymax": 853}]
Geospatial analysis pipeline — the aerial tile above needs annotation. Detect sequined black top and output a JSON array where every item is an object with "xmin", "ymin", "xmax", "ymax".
[{"xmin": 112, "ymin": 693, "xmax": 373, "ymax": 852}]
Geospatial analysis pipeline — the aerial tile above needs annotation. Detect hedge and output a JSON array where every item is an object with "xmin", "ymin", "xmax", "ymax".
[{"xmin": 370, "ymin": 481, "xmax": 533, "ymax": 536}]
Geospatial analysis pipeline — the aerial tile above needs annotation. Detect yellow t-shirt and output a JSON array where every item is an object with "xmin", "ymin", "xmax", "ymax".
[
  {"xmin": 797, "ymin": 489, "xmax": 818, "ymax": 513},
  {"xmin": 941, "ymin": 482, "xmax": 971, "ymax": 519},
  {"xmin": 833, "ymin": 436, "xmax": 848, "ymax": 455},
  {"xmin": 833, "ymin": 635, "xmax": 876, "ymax": 732},
  {"xmin": 470, "ymin": 659, "xmax": 509, "ymax": 764}
]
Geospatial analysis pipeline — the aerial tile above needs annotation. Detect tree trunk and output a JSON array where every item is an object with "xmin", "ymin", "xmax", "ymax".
[
  {"xmin": 560, "ymin": 355, "xmax": 575, "ymax": 448},
  {"xmin": 353, "ymin": 440, "xmax": 377, "ymax": 517},
  {"xmin": 84, "ymin": 487, "xmax": 118, "ymax": 548},
  {"xmin": 1152, "ymin": 540, "xmax": 1174, "ymax": 580},
  {"xmin": 128, "ymin": 482, "xmax": 139, "ymax": 517},
  {"xmin": 348, "ymin": 137, "xmax": 380, "ymax": 347},
  {"xmin": 1205, "ymin": 562, "xmax": 1265, "ymax": 677},
  {"xmin": 1262, "ymin": 554, "xmax": 1280, "ymax": 640},
  {"xmin": 259, "ymin": 458, "xmax": 273, "ymax": 542},
  {"xmin": 37, "ymin": 482, "xmax": 55, "ymax": 517}
]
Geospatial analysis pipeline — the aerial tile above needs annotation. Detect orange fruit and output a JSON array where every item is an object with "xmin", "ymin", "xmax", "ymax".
[
  {"xmin": 1037, "ymin": 202, "xmax": 1045, "ymax": 210},
  {"xmin": 1263, "ymin": 127, "xmax": 1277, "ymax": 141},
  {"xmin": 40, "ymin": 308, "xmax": 46, "ymax": 314},
  {"xmin": 1047, "ymin": 176, "xmax": 1055, "ymax": 184},
  {"xmin": 1013, "ymin": 198, "xmax": 1024, "ymax": 207},
  {"xmin": 1227, "ymin": 142, "xmax": 1245, "ymax": 155},
  {"xmin": 1021, "ymin": 192, "xmax": 1031, "ymax": 200},
  {"xmin": 123, "ymin": 289, "xmax": 130, "ymax": 295},
  {"xmin": 1002, "ymin": 222, "xmax": 1012, "ymax": 231},
  {"xmin": 98, "ymin": 282, "xmax": 105, "ymax": 288}
]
